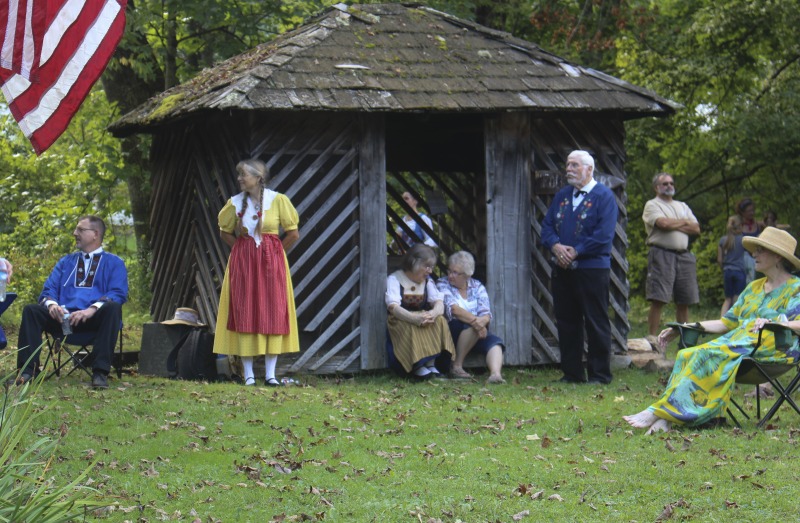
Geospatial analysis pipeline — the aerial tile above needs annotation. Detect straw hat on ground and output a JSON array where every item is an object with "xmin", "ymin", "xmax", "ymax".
[
  {"xmin": 742, "ymin": 227, "xmax": 800, "ymax": 269},
  {"xmin": 161, "ymin": 307, "xmax": 205, "ymax": 327}
]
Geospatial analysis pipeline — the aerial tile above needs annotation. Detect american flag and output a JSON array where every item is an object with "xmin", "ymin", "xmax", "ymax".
[{"xmin": 0, "ymin": 0, "xmax": 127, "ymax": 154}]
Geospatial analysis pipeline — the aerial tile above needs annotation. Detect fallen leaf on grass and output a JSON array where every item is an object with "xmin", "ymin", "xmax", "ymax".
[
  {"xmin": 548, "ymin": 494, "xmax": 563, "ymax": 502},
  {"xmin": 613, "ymin": 396, "xmax": 625, "ymax": 402},
  {"xmin": 512, "ymin": 510, "xmax": 530, "ymax": 520},
  {"xmin": 655, "ymin": 498, "xmax": 689, "ymax": 521}
]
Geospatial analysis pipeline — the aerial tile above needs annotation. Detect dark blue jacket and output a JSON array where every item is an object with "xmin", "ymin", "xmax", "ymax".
[{"xmin": 541, "ymin": 183, "xmax": 618, "ymax": 269}]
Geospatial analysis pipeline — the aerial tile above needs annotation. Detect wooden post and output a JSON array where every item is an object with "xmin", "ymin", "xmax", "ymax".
[
  {"xmin": 358, "ymin": 114, "xmax": 387, "ymax": 369},
  {"xmin": 485, "ymin": 112, "xmax": 533, "ymax": 365}
]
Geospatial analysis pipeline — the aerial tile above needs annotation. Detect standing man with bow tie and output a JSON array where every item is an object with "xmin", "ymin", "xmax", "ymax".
[
  {"xmin": 15, "ymin": 215, "xmax": 128, "ymax": 389},
  {"xmin": 541, "ymin": 150, "xmax": 618, "ymax": 384}
]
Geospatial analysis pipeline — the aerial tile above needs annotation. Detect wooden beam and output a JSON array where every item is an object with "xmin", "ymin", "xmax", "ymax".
[
  {"xmin": 485, "ymin": 112, "xmax": 533, "ymax": 366},
  {"xmin": 358, "ymin": 114, "xmax": 387, "ymax": 370}
]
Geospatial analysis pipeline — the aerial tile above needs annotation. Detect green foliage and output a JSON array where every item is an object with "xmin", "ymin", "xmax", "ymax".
[
  {"xmin": 0, "ymin": 365, "xmax": 109, "ymax": 521},
  {"xmin": 512, "ymin": 0, "xmax": 800, "ymax": 303},
  {"xmin": 0, "ymin": 86, "xmax": 133, "ymax": 307}
]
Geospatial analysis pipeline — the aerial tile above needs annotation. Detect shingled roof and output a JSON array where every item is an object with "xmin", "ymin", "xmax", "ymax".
[{"xmin": 110, "ymin": 2, "xmax": 678, "ymax": 135}]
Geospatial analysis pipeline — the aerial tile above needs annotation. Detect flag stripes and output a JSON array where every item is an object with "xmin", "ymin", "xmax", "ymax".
[{"xmin": 0, "ymin": 0, "xmax": 127, "ymax": 154}]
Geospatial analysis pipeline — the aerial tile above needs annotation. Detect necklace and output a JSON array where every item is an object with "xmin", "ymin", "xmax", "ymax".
[
  {"xmin": 236, "ymin": 194, "xmax": 263, "ymax": 220},
  {"xmin": 251, "ymin": 197, "xmax": 262, "ymax": 220}
]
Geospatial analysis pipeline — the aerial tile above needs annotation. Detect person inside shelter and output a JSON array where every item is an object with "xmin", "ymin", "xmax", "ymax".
[
  {"xmin": 392, "ymin": 191, "xmax": 437, "ymax": 252},
  {"xmin": 14, "ymin": 215, "xmax": 128, "ymax": 389}
]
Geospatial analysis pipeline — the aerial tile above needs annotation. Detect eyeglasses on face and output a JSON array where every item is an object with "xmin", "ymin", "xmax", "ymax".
[
  {"xmin": 659, "ymin": 181, "xmax": 675, "ymax": 186},
  {"xmin": 447, "ymin": 269, "xmax": 467, "ymax": 277},
  {"xmin": 75, "ymin": 227, "xmax": 96, "ymax": 233}
]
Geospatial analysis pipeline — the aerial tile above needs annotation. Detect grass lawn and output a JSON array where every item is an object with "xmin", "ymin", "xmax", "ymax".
[
  {"xmin": 3, "ymin": 297, "xmax": 796, "ymax": 522},
  {"xmin": 3, "ymin": 359, "xmax": 799, "ymax": 523}
]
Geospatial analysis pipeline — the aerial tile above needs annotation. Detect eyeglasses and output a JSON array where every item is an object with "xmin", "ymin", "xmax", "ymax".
[
  {"xmin": 659, "ymin": 181, "xmax": 675, "ymax": 186},
  {"xmin": 75, "ymin": 227, "xmax": 97, "ymax": 234},
  {"xmin": 753, "ymin": 247, "xmax": 768, "ymax": 256},
  {"xmin": 447, "ymin": 269, "xmax": 467, "ymax": 277},
  {"xmin": 565, "ymin": 161, "xmax": 584, "ymax": 168}
]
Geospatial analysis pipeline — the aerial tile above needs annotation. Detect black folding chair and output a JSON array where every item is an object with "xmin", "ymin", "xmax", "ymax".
[
  {"xmin": 42, "ymin": 323, "xmax": 124, "ymax": 380},
  {"xmin": 668, "ymin": 322, "xmax": 800, "ymax": 428}
]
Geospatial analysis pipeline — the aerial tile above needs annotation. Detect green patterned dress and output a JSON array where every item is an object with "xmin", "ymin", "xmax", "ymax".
[{"xmin": 648, "ymin": 276, "xmax": 800, "ymax": 426}]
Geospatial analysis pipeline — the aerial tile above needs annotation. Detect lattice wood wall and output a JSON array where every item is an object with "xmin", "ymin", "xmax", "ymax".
[
  {"xmin": 146, "ymin": 111, "xmax": 632, "ymax": 373},
  {"xmin": 529, "ymin": 116, "xmax": 631, "ymax": 362}
]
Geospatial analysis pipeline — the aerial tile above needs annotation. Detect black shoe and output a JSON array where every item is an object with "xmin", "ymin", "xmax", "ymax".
[
  {"xmin": 13, "ymin": 372, "xmax": 34, "ymax": 386},
  {"xmin": 554, "ymin": 376, "xmax": 584, "ymax": 384},
  {"xmin": 91, "ymin": 373, "xmax": 108, "ymax": 389},
  {"xmin": 264, "ymin": 378, "xmax": 281, "ymax": 387}
]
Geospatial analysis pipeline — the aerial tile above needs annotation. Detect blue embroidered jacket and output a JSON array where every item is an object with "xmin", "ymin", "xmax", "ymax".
[
  {"xmin": 39, "ymin": 251, "xmax": 128, "ymax": 311},
  {"xmin": 541, "ymin": 183, "xmax": 618, "ymax": 269}
]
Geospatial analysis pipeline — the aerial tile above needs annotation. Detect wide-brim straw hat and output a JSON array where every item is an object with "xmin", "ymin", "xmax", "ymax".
[
  {"xmin": 161, "ymin": 307, "xmax": 205, "ymax": 327},
  {"xmin": 742, "ymin": 227, "xmax": 800, "ymax": 269}
]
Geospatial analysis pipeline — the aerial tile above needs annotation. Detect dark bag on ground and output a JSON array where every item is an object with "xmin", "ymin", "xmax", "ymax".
[{"xmin": 166, "ymin": 327, "xmax": 217, "ymax": 381}]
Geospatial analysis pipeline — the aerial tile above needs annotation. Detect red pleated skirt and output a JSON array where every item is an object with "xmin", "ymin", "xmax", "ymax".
[{"xmin": 226, "ymin": 234, "xmax": 289, "ymax": 334}]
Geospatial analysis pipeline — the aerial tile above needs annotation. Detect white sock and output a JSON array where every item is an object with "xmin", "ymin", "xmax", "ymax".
[
  {"xmin": 242, "ymin": 357, "xmax": 255, "ymax": 385},
  {"xmin": 265, "ymin": 355, "xmax": 278, "ymax": 380}
]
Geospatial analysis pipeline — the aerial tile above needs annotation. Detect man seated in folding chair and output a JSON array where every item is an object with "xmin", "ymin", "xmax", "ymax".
[
  {"xmin": 623, "ymin": 227, "xmax": 800, "ymax": 434},
  {"xmin": 15, "ymin": 215, "xmax": 128, "ymax": 389}
]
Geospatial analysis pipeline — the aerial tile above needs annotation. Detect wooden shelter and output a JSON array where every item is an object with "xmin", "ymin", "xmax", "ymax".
[{"xmin": 111, "ymin": 3, "xmax": 677, "ymax": 374}]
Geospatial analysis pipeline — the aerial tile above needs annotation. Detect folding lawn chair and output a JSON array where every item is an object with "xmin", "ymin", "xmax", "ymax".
[
  {"xmin": 668, "ymin": 322, "xmax": 800, "ymax": 428},
  {"xmin": 42, "ymin": 321, "xmax": 124, "ymax": 380}
]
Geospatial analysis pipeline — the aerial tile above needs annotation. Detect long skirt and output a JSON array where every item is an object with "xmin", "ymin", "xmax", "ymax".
[
  {"xmin": 213, "ymin": 235, "xmax": 299, "ymax": 357},
  {"xmin": 387, "ymin": 315, "xmax": 454, "ymax": 372}
]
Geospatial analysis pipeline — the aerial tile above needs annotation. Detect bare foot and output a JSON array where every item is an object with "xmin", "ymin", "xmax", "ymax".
[
  {"xmin": 623, "ymin": 410, "xmax": 659, "ymax": 428},
  {"xmin": 645, "ymin": 418, "xmax": 671, "ymax": 435},
  {"xmin": 486, "ymin": 374, "xmax": 505, "ymax": 384}
]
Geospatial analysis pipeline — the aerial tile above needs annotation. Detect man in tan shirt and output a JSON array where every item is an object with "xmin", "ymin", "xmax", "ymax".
[{"xmin": 642, "ymin": 173, "xmax": 701, "ymax": 338}]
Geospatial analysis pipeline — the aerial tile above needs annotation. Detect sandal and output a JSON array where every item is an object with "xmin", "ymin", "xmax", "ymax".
[
  {"xmin": 449, "ymin": 367, "xmax": 472, "ymax": 379},
  {"xmin": 264, "ymin": 378, "xmax": 281, "ymax": 387},
  {"xmin": 486, "ymin": 375, "xmax": 506, "ymax": 384}
]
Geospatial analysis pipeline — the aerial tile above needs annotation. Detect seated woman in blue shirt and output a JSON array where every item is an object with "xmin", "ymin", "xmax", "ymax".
[{"xmin": 436, "ymin": 251, "xmax": 505, "ymax": 384}]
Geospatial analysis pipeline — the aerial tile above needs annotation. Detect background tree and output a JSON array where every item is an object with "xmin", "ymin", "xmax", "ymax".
[{"xmin": 2, "ymin": 0, "xmax": 797, "ymax": 317}]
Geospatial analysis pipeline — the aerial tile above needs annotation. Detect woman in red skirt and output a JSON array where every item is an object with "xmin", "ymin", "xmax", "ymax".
[{"xmin": 213, "ymin": 158, "xmax": 300, "ymax": 386}]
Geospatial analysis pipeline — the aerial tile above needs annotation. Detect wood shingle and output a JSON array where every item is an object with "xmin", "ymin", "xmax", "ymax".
[{"xmin": 110, "ymin": 2, "xmax": 676, "ymax": 136}]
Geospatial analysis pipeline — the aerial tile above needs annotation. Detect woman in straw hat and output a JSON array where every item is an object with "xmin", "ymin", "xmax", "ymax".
[
  {"xmin": 213, "ymin": 158, "xmax": 300, "ymax": 386},
  {"xmin": 624, "ymin": 227, "xmax": 800, "ymax": 434}
]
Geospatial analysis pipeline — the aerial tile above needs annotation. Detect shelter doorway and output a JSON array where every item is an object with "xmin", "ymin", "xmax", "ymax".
[{"xmin": 385, "ymin": 113, "xmax": 486, "ymax": 280}]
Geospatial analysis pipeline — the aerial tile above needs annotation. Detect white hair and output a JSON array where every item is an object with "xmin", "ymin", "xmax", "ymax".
[
  {"xmin": 568, "ymin": 150, "xmax": 595, "ymax": 170},
  {"xmin": 447, "ymin": 251, "xmax": 475, "ymax": 277}
]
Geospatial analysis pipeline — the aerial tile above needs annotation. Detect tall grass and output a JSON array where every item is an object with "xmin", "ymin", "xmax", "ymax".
[{"xmin": 0, "ymin": 365, "xmax": 110, "ymax": 522}]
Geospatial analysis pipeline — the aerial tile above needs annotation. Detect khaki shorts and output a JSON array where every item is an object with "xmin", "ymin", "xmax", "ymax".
[{"xmin": 645, "ymin": 246, "xmax": 699, "ymax": 305}]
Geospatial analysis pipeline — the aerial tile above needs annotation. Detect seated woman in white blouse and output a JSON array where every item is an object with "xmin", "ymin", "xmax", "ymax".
[
  {"xmin": 436, "ymin": 251, "xmax": 505, "ymax": 384},
  {"xmin": 385, "ymin": 244, "xmax": 454, "ymax": 379}
]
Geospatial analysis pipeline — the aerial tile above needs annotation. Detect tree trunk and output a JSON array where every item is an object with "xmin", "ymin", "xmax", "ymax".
[{"xmin": 101, "ymin": 2, "xmax": 165, "ymax": 253}]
